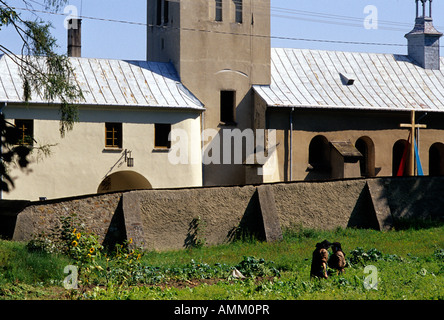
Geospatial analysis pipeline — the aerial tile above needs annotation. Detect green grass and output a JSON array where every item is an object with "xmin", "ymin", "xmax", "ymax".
[
  {"xmin": 0, "ymin": 225, "xmax": 443, "ymax": 300},
  {"xmin": 0, "ymin": 240, "xmax": 71, "ymax": 286}
]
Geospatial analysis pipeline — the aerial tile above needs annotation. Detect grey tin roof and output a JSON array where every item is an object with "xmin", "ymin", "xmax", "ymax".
[
  {"xmin": 0, "ymin": 54, "xmax": 204, "ymax": 111},
  {"xmin": 254, "ymin": 48, "xmax": 444, "ymax": 112}
]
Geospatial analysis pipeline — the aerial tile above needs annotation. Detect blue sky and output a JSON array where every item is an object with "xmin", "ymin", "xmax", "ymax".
[{"xmin": 2, "ymin": 0, "xmax": 444, "ymax": 60}]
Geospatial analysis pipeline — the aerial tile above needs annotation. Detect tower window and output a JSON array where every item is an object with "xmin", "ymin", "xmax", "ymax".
[
  {"xmin": 156, "ymin": 0, "xmax": 169, "ymax": 25},
  {"xmin": 220, "ymin": 90, "xmax": 236, "ymax": 125},
  {"xmin": 234, "ymin": 0, "xmax": 243, "ymax": 23},
  {"xmin": 155, "ymin": 123, "xmax": 171, "ymax": 149},
  {"xmin": 14, "ymin": 119, "xmax": 34, "ymax": 146},
  {"xmin": 105, "ymin": 123, "xmax": 122, "ymax": 149},
  {"xmin": 163, "ymin": 0, "xmax": 169, "ymax": 24},
  {"xmin": 215, "ymin": 0, "xmax": 223, "ymax": 22},
  {"xmin": 156, "ymin": 0, "xmax": 162, "ymax": 25}
]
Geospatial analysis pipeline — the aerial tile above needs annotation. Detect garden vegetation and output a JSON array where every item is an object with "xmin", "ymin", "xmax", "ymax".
[{"xmin": 0, "ymin": 214, "xmax": 443, "ymax": 300}]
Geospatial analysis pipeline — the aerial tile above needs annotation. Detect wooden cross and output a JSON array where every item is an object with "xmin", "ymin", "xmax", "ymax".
[{"xmin": 399, "ymin": 110, "xmax": 427, "ymax": 176}]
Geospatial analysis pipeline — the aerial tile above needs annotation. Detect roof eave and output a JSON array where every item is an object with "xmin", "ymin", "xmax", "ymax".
[
  {"xmin": 266, "ymin": 104, "xmax": 441, "ymax": 113},
  {"xmin": 1, "ymin": 100, "xmax": 205, "ymax": 112}
]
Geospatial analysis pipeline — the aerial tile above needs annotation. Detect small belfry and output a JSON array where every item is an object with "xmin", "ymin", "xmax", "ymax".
[{"xmin": 405, "ymin": 0, "xmax": 443, "ymax": 70}]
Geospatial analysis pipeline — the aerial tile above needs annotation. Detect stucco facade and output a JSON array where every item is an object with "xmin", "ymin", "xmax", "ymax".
[
  {"xmin": 261, "ymin": 108, "xmax": 444, "ymax": 183},
  {"xmin": 2, "ymin": 104, "xmax": 202, "ymax": 200},
  {"xmin": 147, "ymin": 0, "xmax": 271, "ymax": 186}
]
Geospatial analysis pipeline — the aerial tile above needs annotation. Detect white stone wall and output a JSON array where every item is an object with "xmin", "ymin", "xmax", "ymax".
[{"xmin": 3, "ymin": 104, "xmax": 203, "ymax": 200}]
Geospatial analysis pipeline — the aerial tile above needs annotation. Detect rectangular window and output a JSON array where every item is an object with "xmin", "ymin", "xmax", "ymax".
[
  {"xmin": 215, "ymin": 0, "xmax": 223, "ymax": 21},
  {"xmin": 163, "ymin": 0, "xmax": 169, "ymax": 24},
  {"xmin": 234, "ymin": 0, "xmax": 242, "ymax": 23},
  {"xmin": 105, "ymin": 123, "xmax": 122, "ymax": 149},
  {"xmin": 154, "ymin": 123, "xmax": 171, "ymax": 149},
  {"xmin": 14, "ymin": 119, "xmax": 34, "ymax": 146},
  {"xmin": 156, "ymin": 0, "xmax": 162, "ymax": 25},
  {"xmin": 220, "ymin": 90, "xmax": 236, "ymax": 124}
]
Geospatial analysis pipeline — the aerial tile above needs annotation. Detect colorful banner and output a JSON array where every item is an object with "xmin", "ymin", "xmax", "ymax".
[
  {"xmin": 397, "ymin": 133, "xmax": 411, "ymax": 177},
  {"xmin": 414, "ymin": 138, "xmax": 424, "ymax": 176}
]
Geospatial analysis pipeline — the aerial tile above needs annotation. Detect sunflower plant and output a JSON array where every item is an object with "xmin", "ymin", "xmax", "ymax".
[
  {"xmin": 103, "ymin": 239, "xmax": 144, "ymax": 286},
  {"xmin": 54, "ymin": 214, "xmax": 104, "ymax": 286}
]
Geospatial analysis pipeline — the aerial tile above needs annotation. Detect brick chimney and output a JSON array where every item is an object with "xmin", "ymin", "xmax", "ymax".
[
  {"xmin": 405, "ymin": 0, "xmax": 442, "ymax": 70},
  {"xmin": 67, "ymin": 18, "xmax": 82, "ymax": 57}
]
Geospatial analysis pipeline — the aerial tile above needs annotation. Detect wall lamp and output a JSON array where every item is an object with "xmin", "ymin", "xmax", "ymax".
[{"xmin": 125, "ymin": 149, "xmax": 134, "ymax": 167}]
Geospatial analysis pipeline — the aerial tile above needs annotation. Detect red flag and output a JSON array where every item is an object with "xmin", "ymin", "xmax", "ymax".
[{"xmin": 397, "ymin": 133, "xmax": 411, "ymax": 177}]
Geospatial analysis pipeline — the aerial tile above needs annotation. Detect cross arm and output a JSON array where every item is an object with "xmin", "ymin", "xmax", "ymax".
[{"xmin": 400, "ymin": 124, "xmax": 427, "ymax": 129}]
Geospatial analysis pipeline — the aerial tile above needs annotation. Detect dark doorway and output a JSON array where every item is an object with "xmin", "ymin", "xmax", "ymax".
[
  {"xmin": 429, "ymin": 143, "xmax": 444, "ymax": 176},
  {"xmin": 393, "ymin": 140, "xmax": 409, "ymax": 176},
  {"xmin": 306, "ymin": 135, "xmax": 331, "ymax": 180},
  {"xmin": 355, "ymin": 137, "xmax": 375, "ymax": 177}
]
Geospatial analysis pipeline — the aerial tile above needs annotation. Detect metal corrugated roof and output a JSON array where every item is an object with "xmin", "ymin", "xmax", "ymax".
[
  {"xmin": 254, "ymin": 48, "xmax": 444, "ymax": 112},
  {"xmin": 0, "ymin": 54, "xmax": 204, "ymax": 111}
]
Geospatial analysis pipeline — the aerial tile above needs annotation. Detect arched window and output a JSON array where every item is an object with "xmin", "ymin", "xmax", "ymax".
[
  {"xmin": 308, "ymin": 135, "xmax": 330, "ymax": 172},
  {"xmin": 429, "ymin": 143, "xmax": 444, "ymax": 176},
  {"xmin": 393, "ymin": 140, "xmax": 409, "ymax": 176},
  {"xmin": 355, "ymin": 137, "xmax": 375, "ymax": 177}
]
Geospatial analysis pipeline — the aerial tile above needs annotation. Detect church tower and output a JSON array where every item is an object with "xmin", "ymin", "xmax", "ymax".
[
  {"xmin": 405, "ymin": 0, "xmax": 442, "ymax": 70},
  {"xmin": 147, "ymin": 0, "xmax": 271, "ymax": 186}
]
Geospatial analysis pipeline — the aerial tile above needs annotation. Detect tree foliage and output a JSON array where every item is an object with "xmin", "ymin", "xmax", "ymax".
[{"xmin": 0, "ymin": 0, "xmax": 83, "ymax": 192}]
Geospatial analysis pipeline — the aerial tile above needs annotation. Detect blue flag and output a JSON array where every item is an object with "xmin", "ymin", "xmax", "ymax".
[{"xmin": 414, "ymin": 138, "xmax": 424, "ymax": 176}]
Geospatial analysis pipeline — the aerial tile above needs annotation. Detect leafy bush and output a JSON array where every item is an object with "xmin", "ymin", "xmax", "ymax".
[
  {"xmin": 234, "ymin": 256, "xmax": 280, "ymax": 278},
  {"xmin": 25, "ymin": 214, "xmax": 144, "ymax": 288},
  {"xmin": 111, "ymin": 257, "xmax": 281, "ymax": 285},
  {"xmin": 101, "ymin": 239, "xmax": 145, "ymax": 286},
  {"xmin": 161, "ymin": 260, "xmax": 231, "ymax": 281},
  {"xmin": 348, "ymin": 247, "xmax": 401, "ymax": 266},
  {"xmin": 26, "ymin": 237, "xmax": 58, "ymax": 254},
  {"xmin": 433, "ymin": 248, "xmax": 444, "ymax": 261},
  {"xmin": 283, "ymin": 225, "xmax": 323, "ymax": 240}
]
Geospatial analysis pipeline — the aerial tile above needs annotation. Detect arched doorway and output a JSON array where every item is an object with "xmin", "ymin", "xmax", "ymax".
[
  {"xmin": 97, "ymin": 171, "xmax": 153, "ymax": 194},
  {"xmin": 355, "ymin": 137, "xmax": 375, "ymax": 177},
  {"xmin": 429, "ymin": 143, "xmax": 444, "ymax": 176},
  {"xmin": 307, "ymin": 135, "xmax": 331, "ymax": 180},
  {"xmin": 393, "ymin": 140, "xmax": 410, "ymax": 176}
]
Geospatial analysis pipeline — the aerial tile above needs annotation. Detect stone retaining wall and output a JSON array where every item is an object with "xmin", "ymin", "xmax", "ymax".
[{"xmin": 1, "ymin": 176, "xmax": 443, "ymax": 251}]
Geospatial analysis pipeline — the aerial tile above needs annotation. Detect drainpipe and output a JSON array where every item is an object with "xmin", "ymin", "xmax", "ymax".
[
  {"xmin": 0, "ymin": 102, "xmax": 6, "ymax": 200},
  {"xmin": 289, "ymin": 107, "xmax": 294, "ymax": 181},
  {"xmin": 201, "ymin": 111, "xmax": 205, "ymax": 186}
]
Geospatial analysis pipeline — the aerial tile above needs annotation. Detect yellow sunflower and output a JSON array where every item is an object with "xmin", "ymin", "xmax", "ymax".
[
  {"xmin": 76, "ymin": 232, "xmax": 81, "ymax": 239},
  {"xmin": 72, "ymin": 240, "xmax": 78, "ymax": 247},
  {"xmin": 89, "ymin": 247, "xmax": 95, "ymax": 254}
]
